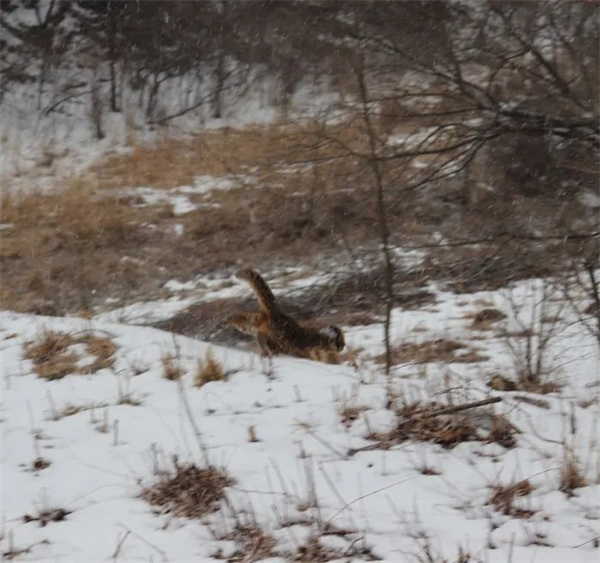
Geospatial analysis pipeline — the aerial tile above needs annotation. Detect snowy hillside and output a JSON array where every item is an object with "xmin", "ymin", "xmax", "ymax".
[{"xmin": 2, "ymin": 279, "xmax": 598, "ymax": 562}]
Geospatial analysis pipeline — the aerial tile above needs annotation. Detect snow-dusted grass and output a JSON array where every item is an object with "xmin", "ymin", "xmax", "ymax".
[{"xmin": 2, "ymin": 278, "xmax": 599, "ymax": 561}]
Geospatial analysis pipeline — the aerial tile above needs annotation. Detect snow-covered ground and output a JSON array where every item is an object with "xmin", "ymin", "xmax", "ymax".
[{"xmin": 2, "ymin": 279, "xmax": 599, "ymax": 562}]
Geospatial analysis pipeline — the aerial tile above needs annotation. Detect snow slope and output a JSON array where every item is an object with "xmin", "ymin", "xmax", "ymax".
[{"xmin": 1, "ymin": 279, "xmax": 599, "ymax": 562}]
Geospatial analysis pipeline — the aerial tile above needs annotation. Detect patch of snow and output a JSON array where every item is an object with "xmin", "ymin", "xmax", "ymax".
[
  {"xmin": 391, "ymin": 247, "xmax": 426, "ymax": 271},
  {"xmin": 578, "ymin": 190, "xmax": 600, "ymax": 209},
  {"xmin": 93, "ymin": 297, "xmax": 196, "ymax": 325},
  {"xmin": 122, "ymin": 175, "xmax": 244, "ymax": 215},
  {"xmin": 179, "ymin": 175, "xmax": 237, "ymax": 195},
  {"xmin": 163, "ymin": 279, "xmax": 197, "ymax": 292}
]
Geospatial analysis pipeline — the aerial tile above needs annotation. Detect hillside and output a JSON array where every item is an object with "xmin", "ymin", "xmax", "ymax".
[
  {"xmin": 2, "ymin": 278, "xmax": 599, "ymax": 562},
  {"xmin": 1, "ymin": 2, "xmax": 599, "ymax": 561}
]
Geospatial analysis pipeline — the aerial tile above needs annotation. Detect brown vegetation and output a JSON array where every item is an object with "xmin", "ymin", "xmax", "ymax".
[
  {"xmin": 560, "ymin": 448, "xmax": 587, "ymax": 497},
  {"xmin": 288, "ymin": 532, "xmax": 378, "ymax": 562},
  {"xmin": 487, "ymin": 480, "xmax": 535, "ymax": 518},
  {"xmin": 141, "ymin": 461, "xmax": 233, "ymax": 519},
  {"xmin": 353, "ymin": 398, "xmax": 516, "ymax": 453},
  {"xmin": 81, "ymin": 335, "xmax": 117, "ymax": 374},
  {"xmin": 225, "ymin": 525, "xmax": 276, "ymax": 563},
  {"xmin": 161, "ymin": 352, "xmax": 185, "ymax": 381},
  {"xmin": 22, "ymin": 508, "xmax": 70, "ymax": 528},
  {"xmin": 467, "ymin": 307, "xmax": 507, "ymax": 331},
  {"xmin": 32, "ymin": 457, "xmax": 51, "ymax": 471},
  {"xmin": 1, "ymin": 183, "xmax": 162, "ymax": 315},
  {"xmin": 91, "ymin": 125, "xmax": 303, "ymax": 189},
  {"xmin": 2, "ymin": 105, "xmax": 595, "ymax": 331},
  {"xmin": 23, "ymin": 330, "xmax": 79, "ymax": 380},
  {"xmin": 194, "ymin": 350, "xmax": 226, "ymax": 387},
  {"xmin": 23, "ymin": 330, "xmax": 118, "ymax": 380},
  {"xmin": 339, "ymin": 403, "xmax": 367, "ymax": 428},
  {"xmin": 382, "ymin": 339, "xmax": 488, "ymax": 366}
]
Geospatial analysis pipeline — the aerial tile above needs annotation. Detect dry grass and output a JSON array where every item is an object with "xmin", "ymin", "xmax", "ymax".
[
  {"xmin": 515, "ymin": 378, "xmax": 561, "ymax": 395},
  {"xmin": 287, "ymin": 532, "xmax": 377, "ymax": 562},
  {"xmin": 0, "ymin": 126, "xmax": 364, "ymax": 316},
  {"xmin": 339, "ymin": 402, "xmax": 367, "ymax": 429},
  {"xmin": 225, "ymin": 525, "xmax": 277, "ymax": 563},
  {"xmin": 487, "ymin": 372, "xmax": 562, "ymax": 397},
  {"xmin": 81, "ymin": 335, "xmax": 117, "ymax": 374},
  {"xmin": 1, "ymin": 183, "xmax": 160, "ymax": 314},
  {"xmin": 23, "ymin": 330, "xmax": 79, "ymax": 380},
  {"xmin": 487, "ymin": 480, "xmax": 534, "ymax": 518},
  {"xmin": 0, "ymin": 120, "xmax": 428, "ymax": 319},
  {"xmin": 366, "ymin": 400, "xmax": 517, "ymax": 451},
  {"xmin": 247, "ymin": 425, "xmax": 259, "ymax": 443},
  {"xmin": 91, "ymin": 124, "xmax": 308, "ymax": 190},
  {"xmin": 57, "ymin": 404, "xmax": 86, "ymax": 418},
  {"xmin": 23, "ymin": 330, "xmax": 118, "ymax": 380},
  {"xmin": 161, "ymin": 352, "xmax": 185, "ymax": 381},
  {"xmin": 141, "ymin": 461, "xmax": 233, "ymax": 519},
  {"xmin": 2, "ymin": 544, "xmax": 31, "ymax": 560},
  {"xmin": 289, "ymin": 537, "xmax": 345, "ymax": 563},
  {"xmin": 22, "ymin": 508, "xmax": 70, "ymax": 528},
  {"xmin": 487, "ymin": 374, "xmax": 518, "ymax": 391},
  {"xmin": 416, "ymin": 463, "xmax": 441, "ymax": 476},
  {"xmin": 513, "ymin": 376, "xmax": 560, "ymax": 395},
  {"xmin": 560, "ymin": 447, "xmax": 587, "ymax": 497},
  {"xmin": 466, "ymin": 307, "xmax": 507, "ymax": 331},
  {"xmin": 32, "ymin": 457, "xmax": 51, "ymax": 471},
  {"xmin": 194, "ymin": 350, "xmax": 226, "ymax": 387},
  {"xmin": 382, "ymin": 339, "xmax": 488, "ymax": 366},
  {"xmin": 3, "ymin": 115, "xmax": 588, "ymax": 328}
]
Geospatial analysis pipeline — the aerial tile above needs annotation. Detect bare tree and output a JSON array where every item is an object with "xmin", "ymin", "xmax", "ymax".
[{"xmin": 353, "ymin": 57, "xmax": 395, "ymax": 376}]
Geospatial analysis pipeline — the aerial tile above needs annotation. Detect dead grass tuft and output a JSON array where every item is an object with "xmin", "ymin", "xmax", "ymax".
[
  {"xmin": 288, "ymin": 534, "xmax": 377, "ymax": 562},
  {"xmin": 487, "ymin": 370, "xmax": 560, "ymax": 395},
  {"xmin": 339, "ymin": 403, "xmax": 367, "ymax": 429},
  {"xmin": 23, "ymin": 330, "xmax": 118, "ymax": 380},
  {"xmin": 487, "ymin": 480, "xmax": 534, "ymax": 518},
  {"xmin": 161, "ymin": 352, "xmax": 185, "ymax": 381},
  {"xmin": 487, "ymin": 374, "xmax": 518, "ymax": 391},
  {"xmin": 516, "ymin": 378, "xmax": 561, "ymax": 395},
  {"xmin": 32, "ymin": 457, "xmax": 51, "ymax": 471},
  {"xmin": 560, "ymin": 447, "xmax": 587, "ymax": 497},
  {"xmin": 23, "ymin": 507, "xmax": 70, "ymax": 527},
  {"xmin": 2, "ymin": 545, "xmax": 31, "ymax": 560},
  {"xmin": 290, "ymin": 537, "xmax": 342, "ymax": 562},
  {"xmin": 467, "ymin": 307, "xmax": 507, "ymax": 331},
  {"xmin": 24, "ymin": 330, "xmax": 79, "ymax": 380},
  {"xmin": 194, "ymin": 350, "xmax": 226, "ymax": 387},
  {"xmin": 382, "ymin": 339, "xmax": 487, "ymax": 366},
  {"xmin": 23, "ymin": 330, "xmax": 75, "ymax": 364},
  {"xmin": 57, "ymin": 404, "xmax": 85, "ymax": 418},
  {"xmin": 247, "ymin": 425, "xmax": 259, "ymax": 443},
  {"xmin": 141, "ymin": 460, "xmax": 233, "ymax": 519},
  {"xmin": 363, "ymin": 399, "xmax": 517, "ymax": 451},
  {"xmin": 226, "ymin": 525, "xmax": 277, "ymax": 563},
  {"xmin": 81, "ymin": 335, "xmax": 117, "ymax": 374}
]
